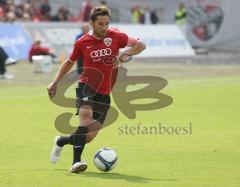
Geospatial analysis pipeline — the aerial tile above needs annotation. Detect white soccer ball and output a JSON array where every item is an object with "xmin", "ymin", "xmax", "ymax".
[{"xmin": 93, "ymin": 147, "xmax": 118, "ymax": 172}]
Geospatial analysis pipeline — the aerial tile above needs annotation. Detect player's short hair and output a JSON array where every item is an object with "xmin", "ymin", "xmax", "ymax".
[{"xmin": 90, "ymin": 6, "xmax": 111, "ymax": 22}]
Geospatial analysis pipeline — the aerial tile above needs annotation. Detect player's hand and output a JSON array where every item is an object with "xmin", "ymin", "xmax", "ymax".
[
  {"xmin": 117, "ymin": 52, "xmax": 131, "ymax": 65},
  {"xmin": 47, "ymin": 81, "xmax": 58, "ymax": 98},
  {"xmin": 113, "ymin": 58, "xmax": 120, "ymax": 67}
]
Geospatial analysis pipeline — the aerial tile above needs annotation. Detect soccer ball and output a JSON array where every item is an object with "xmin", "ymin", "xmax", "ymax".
[{"xmin": 93, "ymin": 147, "xmax": 118, "ymax": 172}]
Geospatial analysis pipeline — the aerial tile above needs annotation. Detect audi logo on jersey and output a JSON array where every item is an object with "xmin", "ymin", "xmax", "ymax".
[{"xmin": 90, "ymin": 48, "xmax": 112, "ymax": 58}]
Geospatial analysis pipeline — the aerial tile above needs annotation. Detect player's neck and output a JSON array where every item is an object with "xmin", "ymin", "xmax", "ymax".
[{"xmin": 92, "ymin": 32, "xmax": 105, "ymax": 40}]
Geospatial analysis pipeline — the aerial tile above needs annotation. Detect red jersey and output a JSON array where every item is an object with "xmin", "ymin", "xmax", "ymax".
[
  {"xmin": 29, "ymin": 44, "xmax": 50, "ymax": 61},
  {"xmin": 69, "ymin": 29, "xmax": 128, "ymax": 94}
]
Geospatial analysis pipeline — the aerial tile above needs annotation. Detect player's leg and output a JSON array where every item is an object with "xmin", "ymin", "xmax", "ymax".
[
  {"xmin": 50, "ymin": 83, "xmax": 93, "ymax": 165},
  {"xmin": 0, "ymin": 46, "xmax": 14, "ymax": 79},
  {"xmin": 51, "ymin": 104, "xmax": 92, "ymax": 170},
  {"xmin": 69, "ymin": 92, "xmax": 111, "ymax": 173},
  {"xmin": 69, "ymin": 104, "xmax": 92, "ymax": 173},
  {"xmin": 0, "ymin": 58, "xmax": 6, "ymax": 76},
  {"xmin": 72, "ymin": 105, "xmax": 92, "ymax": 164},
  {"xmin": 0, "ymin": 47, "xmax": 7, "ymax": 77},
  {"xmin": 69, "ymin": 83, "xmax": 98, "ymax": 173},
  {"xmin": 50, "ymin": 83, "xmax": 110, "ymax": 173},
  {"xmin": 84, "ymin": 93, "xmax": 111, "ymax": 143}
]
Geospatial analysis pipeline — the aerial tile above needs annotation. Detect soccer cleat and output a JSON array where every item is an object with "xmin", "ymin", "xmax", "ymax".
[
  {"xmin": 0, "ymin": 73, "xmax": 14, "ymax": 79},
  {"xmin": 69, "ymin": 161, "xmax": 88, "ymax": 173},
  {"xmin": 50, "ymin": 136, "xmax": 63, "ymax": 164},
  {"xmin": 5, "ymin": 58, "xmax": 18, "ymax": 66}
]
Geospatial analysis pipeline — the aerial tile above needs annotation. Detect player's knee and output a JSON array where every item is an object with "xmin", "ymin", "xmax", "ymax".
[
  {"xmin": 86, "ymin": 133, "xmax": 97, "ymax": 143},
  {"xmin": 85, "ymin": 125, "xmax": 100, "ymax": 143},
  {"xmin": 79, "ymin": 108, "xmax": 92, "ymax": 122},
  {"xmin": 75, "ymin": 125, "xmax": 88, "ymax": 133},
  {"xmin": 69, "ymin": 126, "xmax": 89, "ymax": 145}
]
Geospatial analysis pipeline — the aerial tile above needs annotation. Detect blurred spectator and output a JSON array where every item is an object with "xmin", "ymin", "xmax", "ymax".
[
  {"xmin": 14, "ymin": 0, "xmax": 22, "ymax": 6},
  {"xmin": 52, "ymin": 7, "xmax": 70, "ymax": 21},
  {"xmin": 22, "ymin": 1, "xmax": 32, "ymax": 16},
  {"xmin": 75, "ymin": 23, "xmax": 90, "ymax": 74},
  {"xmin": 15, "ymin": 4, "xmax": 23, "ymax": 18},
  {"xmin": 79, "ymin": 0, "xmax": 92, "ymax": 22},
  {"xmin": 131, "ymin": 5, "xmax": 140, "ymax": 24},
  {"xmin": 175, "ymin": 2, "xmax": 187, "ymax": 35},
  {"xmin": 29, "ymin": 40, "xmax": 56, "ymax": 63},
  {"xmin": 139, "ymin": 6, "xmax": 145, "ymax": 24},
  {"xmin": 30, "ymin": 0, "xmax": 42, "ymax": 22},
  {"xmin": 0, "ymin": 0, "xmax": 6, "ymax": 6},
  {"xmin": 0, "ymin": 5, "xmax": 5, "ymax": 21},
  {"xmin": 131, "ymin": 5, "xmax": 147, "ymax": 24},
  {"xmin": 5, "ymin": 3, "xmax": 16, "ymax": 22},
  {"xmin": 150, "ymin": 9, "xmax": 159, "ymax": 24},
  {"xmin": 22, "ymin": 11, "xmax": 31, "ymax": 21},
  {"xmin": 40, "ymin": 0, "xmax": 51, "ymax": 21},
  {"xmin": 175, "ymin": 2, "xmax": 187, "ymax": 25},
  {"xmin": 144, "ymin": 5, "xmax": 151, "ymax": 24},
  {"xmin": 0, "ymin": 46, "xmax": 17, "ymax": 79}
]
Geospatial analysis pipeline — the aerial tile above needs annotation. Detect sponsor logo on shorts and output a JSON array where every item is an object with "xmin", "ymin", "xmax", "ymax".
[{"xmin": 83, "ymin": 97, "xmax": 89, "ymax": 101}]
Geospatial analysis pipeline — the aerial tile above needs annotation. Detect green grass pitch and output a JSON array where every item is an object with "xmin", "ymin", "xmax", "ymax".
[{"xmin": 0, "ymin": 62, "xmax": 240, "ymax": 187}]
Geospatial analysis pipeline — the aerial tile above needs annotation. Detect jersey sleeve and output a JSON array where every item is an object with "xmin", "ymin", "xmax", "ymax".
[
  {"xmin": 117, "ymin": 32, "xmax": 129, "ymax": 48},
  {"xmin": 69, "ymin": 40, "xmax": 82, "ymax": 62}
]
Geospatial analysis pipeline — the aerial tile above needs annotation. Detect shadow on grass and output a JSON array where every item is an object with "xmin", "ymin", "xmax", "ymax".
[
  {"xmin": 53, "ymin": 168, "xmax": 69, "ymax": 172},
  {"xmin": 64, "ymin": 171, "xmax": 178, "ymax": 183}
]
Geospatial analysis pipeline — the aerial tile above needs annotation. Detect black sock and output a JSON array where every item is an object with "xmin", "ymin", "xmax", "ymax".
[
  {"xmin": 72, "ymin": 126, "xmax": 88, "ymax": 165},
  {"xmin": 56, "ymin": 136, "xmax": 71, "ymax": 147},
  {"xmin": 73, "ymin": 143, "xmax": 85, "ymax": 164}
]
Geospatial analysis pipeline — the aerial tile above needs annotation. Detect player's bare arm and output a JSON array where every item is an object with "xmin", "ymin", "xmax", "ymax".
[
  {"xmin": 47, "ymin": 58, "xmax": 74, "ymax": 98},
  {"xmin": 118, "ymin": 37, "xmax": 146, "ymax": 63},
  {"xmin": 126, "ymin": 37, "xmax": 146, "ymax": 54}
]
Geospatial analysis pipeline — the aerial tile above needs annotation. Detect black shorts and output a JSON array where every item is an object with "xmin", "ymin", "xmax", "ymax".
[{"xmin": 75, "ymin": 83, "xmax": 111, "ymax": 124}]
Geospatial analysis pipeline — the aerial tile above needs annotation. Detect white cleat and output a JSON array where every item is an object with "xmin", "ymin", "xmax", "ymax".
[
  {"xmin": 5, "ymin": 58, "xmax": 18, "ymax": 65},
  {"xmin": 0, "ymin": 73, "xmax": 14, "ymax": 79},
  {"xmin": 69, "ymin": 161, "xmax": 88, "ymax": 173},
  {"xmin": 50, "ymin": 136, "xmax": 63, "ymax": 164}
]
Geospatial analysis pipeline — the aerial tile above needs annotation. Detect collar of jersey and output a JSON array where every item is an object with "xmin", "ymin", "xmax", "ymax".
[{"xmin": 89, "ymin": 30, "xmax": 110, "ymax": 40}]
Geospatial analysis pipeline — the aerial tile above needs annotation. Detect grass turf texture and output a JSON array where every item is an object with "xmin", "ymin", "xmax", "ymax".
[{"xmin": 0, "ymin": 61, "xmax": 239, "ymax": 187}]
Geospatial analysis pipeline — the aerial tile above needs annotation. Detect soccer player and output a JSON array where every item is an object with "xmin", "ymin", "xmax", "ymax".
[{"xmin": 47, "ymin": 6, "xmax": 146, "ymax": 173}]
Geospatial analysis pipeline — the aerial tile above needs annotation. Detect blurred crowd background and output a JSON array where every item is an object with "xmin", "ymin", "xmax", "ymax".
[{"xmin": 0, "ymin": 0, "xmax": 174, "ymax": 24}]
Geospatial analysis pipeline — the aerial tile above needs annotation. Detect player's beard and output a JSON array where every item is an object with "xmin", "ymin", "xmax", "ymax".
[{"xmin": 96, "ymin": 29, "xmax": 107, "ymax": 38}]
